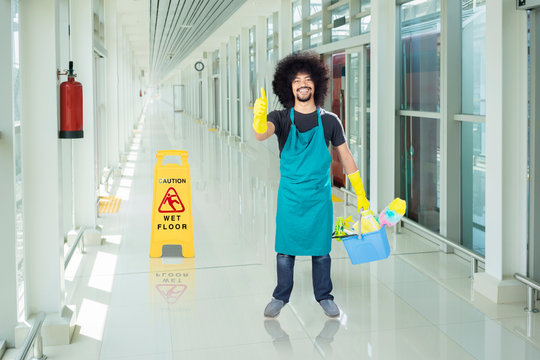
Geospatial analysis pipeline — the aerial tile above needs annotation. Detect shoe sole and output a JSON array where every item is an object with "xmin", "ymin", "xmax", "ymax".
[
  {"xmin": 324, "ymin": 311, "xmax": 340, "ymax": 318},
  {"xmin": 264, "ymin": 312, "xmax": 281, "ymax": 319}
]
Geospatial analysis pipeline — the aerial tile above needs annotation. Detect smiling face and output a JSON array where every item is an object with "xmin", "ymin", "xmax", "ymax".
[{"xmin": 291, "ymin": 72, "xmax": 315, "ymax": 103}]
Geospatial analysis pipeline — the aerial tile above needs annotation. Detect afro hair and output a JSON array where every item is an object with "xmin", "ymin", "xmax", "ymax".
[{"xmin": 272, "ymin": 51, "xmax": 330, "ymax": 109}]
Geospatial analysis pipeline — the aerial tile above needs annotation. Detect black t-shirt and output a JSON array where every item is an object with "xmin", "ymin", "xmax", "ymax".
[{"xmin": 268, "ymin": 108, "xmax": 346, "ymax": 156}]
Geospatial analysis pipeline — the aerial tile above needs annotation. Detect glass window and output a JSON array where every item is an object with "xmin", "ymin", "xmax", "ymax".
[
  {"xmin": 12, "ymin": 0, "xmax": 25, "ymax": 322},
  {"xmin": 293, "ymin": 39, "xmax": 302, "ymax": 52},
  {"xmin": 400, "ymin": 116, "xmax": 440, "ymax": 232},
  {"xmin": 461, "ymin": 0, "xmax": 486, "ymax": 255},
  {"xmin": 293, "ymin": 21, "xmax": 302, "ymax": 52},
  {"xmin": 293, "ymin": 24, "xmax": 302, "ymax": 39},
  {"xmin": 310, "ymin": 33, "xmax": 322, "ymax": 48},
  {"xmin": 331, "ymin": 4, "xmax": 349, "ymax": 42},
  {"xmin": 236, "ymin": 36, "xmax": 240, "ymax": 133},
  {"xmin": 310, "ymin": 0, "xmax": 322, "ymax": 15},
  {"xmin": 267, "ymin": 16, "xmax": 273, "ymax": 36},
  {"xmin": 461, "ymin": 122, "xmax": 486, "ymax": 255},
  {"xmin": 400, "ymin": 0, "xmax": 441, "ymax": 112},
  {"xmin": 212, "ymin": 50, "xmax": 220, "ymax": 75},
  {"xmin": 310, "ymin": 15, "xmax": 322, "ymax": 32},
  {"xmin": 462, "ymin": 0, "xmax": 486, "ymax": 115},
  {"xmin": 226, "ymin": 43, "xmax": 230, "ymax": 133},
  {"xmin": 249, "ymin": 27, "xmax": 256, "ymax": 103},
  {"xmin": 267, "ymin": 14, "xmax": 278, "ymax": 64},
  {"xmin": 310, "ymin": 14, "xmax": 322, "ymax": 48},
  {"xmin": 362, "ymin": 0, "xmax": 371, "ymax": 12},
  {"xmin": 360, "ymin": 15, "xmax": 371, "ymax": 34},
  {"xmin": 292, "ymin": 0, "xmax": 302, "ymax": 24}
]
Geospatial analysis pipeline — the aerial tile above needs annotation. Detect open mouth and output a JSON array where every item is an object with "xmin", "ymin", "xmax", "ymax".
[{"xmin": 297, "ymin": 87, "xmax": 311, "ymax": 95}]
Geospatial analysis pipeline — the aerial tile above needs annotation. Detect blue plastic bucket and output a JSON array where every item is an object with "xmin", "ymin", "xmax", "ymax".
[{"xmin": 341, "ymin": 226, "xmax": 390, "ymax": 265}]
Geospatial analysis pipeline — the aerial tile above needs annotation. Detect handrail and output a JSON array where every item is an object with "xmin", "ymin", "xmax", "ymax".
[
  {"xmin": 102, "ymin": 166, "xmax": 118, "ymax": 194},
  {"xmin": 401, "ymin": 217, "xmax": 484, "ymax": 276},
  {"xmin": 338, "ymin": 187, "xmax": 485, "ymax": 276},
  {"xmin": 514, "ymin": 273, "xmax": 540, "ymax": 313},
  {"xmin": 16, "ymin": 312, "xmax": 46, "ymax": 360},
  {"xmin": 103, "ymin": 166, "xmax": 116, "ymax": 185},
  {"xmin": 64, "ymin": 227, "xmax": 86, "ymax": 269}
]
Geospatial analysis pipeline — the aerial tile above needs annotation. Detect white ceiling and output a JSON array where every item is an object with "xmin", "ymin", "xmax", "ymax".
[
  {"xmin": 116, "ymin": 0, "xmax": 150, "ymax": 74},
  {"xmin": 115, "ymin": 0, "xmax": 280, "ymax": 83},
  {"xmin": 148, "ymin": 0, "xmax": 247, "ymax": 81}
]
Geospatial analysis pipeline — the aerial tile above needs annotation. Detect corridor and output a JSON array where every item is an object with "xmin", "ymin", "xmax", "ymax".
[{"xmin": 5, "ymin": 99, "xmax": 539, "ymax": 359}]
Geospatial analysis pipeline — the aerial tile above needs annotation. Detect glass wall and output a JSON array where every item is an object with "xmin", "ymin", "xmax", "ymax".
[
  {"xmin": 292, "ymin": 0, "xmax": 302, "ymax": 52},
  {"xmin": 399, "ymin": 0, "xmax": 441, "ymax": 232},
  {"xmin": 400, "ymin": 116, "xmax": 441, "ymax": 232},
  {"xmin": 236, "ymin": 36, "xmax": 241, "ymax": 137},
  {"xmin": 267, "ymin": 14, "xmax": 276, "ymax": 62},
  {"xmin": 461, "ymin": 0, "xmax": 486, "ymax": 255},
  {"xmin": 290, "ymin": 0, "xmax": 372, "ymax": 53},
  {"xmin": 346, "ymin": 46, "xmax": 371, "ymax": 197},
  {"xmin": 400, "ymin": 0, "xmax": 441, "ymax": 112},
  {"xmin": 249, "ymin": 26, "xmax": 256, "ymax": 104},
  {"xmin": 226, "ymin": 43, "xmax": 230, "ymax": 133},
  {"xmin": 360, "ymin": 0, "xmax": 371, "ymax": 34},
  {"xmin": 331, "ymin": 2, "xmax": 349, "ymax": 42},
  {"xmin": 11, "ymin": 0, "xmax": 25, "ymax": 322},
  {"xmin": 309, "ymin": 0, "xmax": 323, "ymax": 48}
]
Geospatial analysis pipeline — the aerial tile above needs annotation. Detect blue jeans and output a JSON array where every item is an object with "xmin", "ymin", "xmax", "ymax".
[{"xmin": 272, "ymin": 253, "xmax": 334, "ymax": 303}]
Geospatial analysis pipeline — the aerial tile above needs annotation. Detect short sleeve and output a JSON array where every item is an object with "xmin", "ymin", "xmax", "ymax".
[
  {"xmin": 331, "ymin": 115, "xmax": 346, "ymax": 147},
  {"xmin": 268, "ymin": 110, "xmax": 281, "ymax": 137}
]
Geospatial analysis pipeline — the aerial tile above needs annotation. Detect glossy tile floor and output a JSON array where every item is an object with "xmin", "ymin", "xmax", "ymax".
[{"xmin": 6, "ymin": 99, "xmax": 540, "ymax": 359}]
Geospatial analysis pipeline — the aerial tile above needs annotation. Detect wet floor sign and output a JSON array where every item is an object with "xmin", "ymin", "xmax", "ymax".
[{"xmin": 150, "ymin": 150, "xmax": 194, "ymax": 258}]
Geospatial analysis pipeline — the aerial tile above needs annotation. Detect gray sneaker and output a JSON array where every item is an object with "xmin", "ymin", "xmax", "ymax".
[
  {"xmin": 264, "ymin": 298, "xmax": 285, "ymax": 318},
  {"xmin": 319, "ymin": 299, "xmax": 340, "ymax": 317}
]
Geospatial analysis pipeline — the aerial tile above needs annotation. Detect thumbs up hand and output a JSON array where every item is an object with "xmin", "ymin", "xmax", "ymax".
[{"xmin": 253, "ymin": 87, "xmax": 268, "ymax": 134}]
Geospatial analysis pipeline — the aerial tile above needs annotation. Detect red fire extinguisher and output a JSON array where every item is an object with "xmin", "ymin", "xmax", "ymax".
[{"xmin": 59, "ymin": 61, "xmax": 83, "ymax": 138}]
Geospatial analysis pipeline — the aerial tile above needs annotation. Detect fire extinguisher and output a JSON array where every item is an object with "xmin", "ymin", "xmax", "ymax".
[{"xmin": 59, "ymin": 61, "xmax": 83, "ymax": 138}]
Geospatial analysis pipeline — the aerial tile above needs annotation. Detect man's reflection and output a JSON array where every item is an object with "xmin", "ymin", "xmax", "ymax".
[{"xmin": 263, "ymin": 318, "xmax": 340, "ymax": 355}]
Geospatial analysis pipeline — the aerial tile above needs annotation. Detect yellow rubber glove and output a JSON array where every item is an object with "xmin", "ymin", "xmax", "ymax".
[
  {"xmin": 253, "ymin": 87, "xmax": 268, "ymax": 134},
  {"xmin": 348, "ymin": 170, "xmax": 370, "ymax": 212}
]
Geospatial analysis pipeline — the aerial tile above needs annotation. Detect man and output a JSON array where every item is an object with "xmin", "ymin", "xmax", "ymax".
[{"xmin": 253, "ymin": 51, "xmax": 369, "ymax": 318}]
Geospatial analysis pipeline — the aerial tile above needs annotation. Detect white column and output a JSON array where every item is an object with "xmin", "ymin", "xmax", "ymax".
[
  {"xmin": 0, "ymin": 0, "xmax": 18, "ymax": 346},
  {"xmin": 279, "ymin": 0, "xmax": 292, "ymax": 58},
  {"xmin": 105, "ymin": 0, "xmax": 120, "ymax": 170},
  {"xmin": 370, "ymin": 0, "xmax": 395, "ymax": 212},
  {"xmin": 474, "ymin": 0, "xmax": 528, "ymax": 303},
  {"xmin": 71, "ymin": 0, "xmax": 101, "ymax": 243},
  {"xmin": 18, "ymin": 0, "xmax": 75, "ymax": 346}
]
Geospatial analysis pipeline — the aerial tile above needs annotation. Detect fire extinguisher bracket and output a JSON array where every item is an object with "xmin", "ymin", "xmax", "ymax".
[{"xmin": 58, "ymin": 61, "xmax": 84, "ymax": 139}]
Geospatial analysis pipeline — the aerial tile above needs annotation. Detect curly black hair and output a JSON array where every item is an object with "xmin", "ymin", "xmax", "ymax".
[{"xmin": 272, "ymin": 51, "xmax": 330, "ymax": 108}]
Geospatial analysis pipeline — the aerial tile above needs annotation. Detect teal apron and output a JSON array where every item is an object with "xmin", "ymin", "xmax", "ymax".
[{"xmin": 275, "ymin": 108, "xmax": 333, "ymax": 256}]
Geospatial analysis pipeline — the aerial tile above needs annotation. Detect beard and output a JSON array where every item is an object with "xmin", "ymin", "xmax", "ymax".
[
  {"xmin": 296, "ymin": 88, "xmax": 313, "ymax": 102},
  {"xmin": 297, "ymin": 93, "xmax": 312, "ymax": 102}
]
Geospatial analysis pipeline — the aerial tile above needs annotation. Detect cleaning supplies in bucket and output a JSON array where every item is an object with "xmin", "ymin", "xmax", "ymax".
[
  {"xmin": 378, "ymin": 198, "xmax": 406, "ymax": 227},
  {"xmin": 360, "ymin": 209, "xmax": 381, "ymax": 234}
]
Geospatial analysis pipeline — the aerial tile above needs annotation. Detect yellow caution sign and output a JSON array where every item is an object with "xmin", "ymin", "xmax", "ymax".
[{"xmin": 150, "ymin": 150, "xmax": 194, "ymax": 257}]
